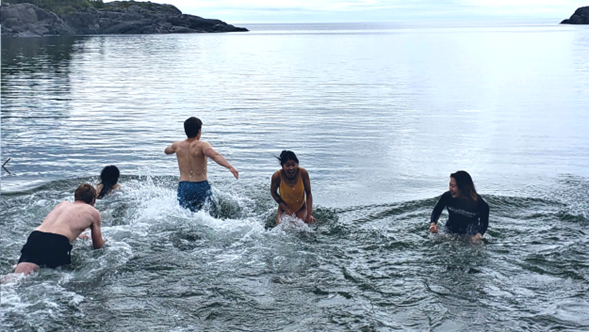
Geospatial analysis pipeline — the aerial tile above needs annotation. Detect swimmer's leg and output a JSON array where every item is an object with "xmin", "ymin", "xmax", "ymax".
[
  {"xmin": 276, "ymin": 206, "xmax": 285, "ymax": 225},
  {"xmin": 296, "ymin": 203, "xmax": 308, "ymax": 222}
]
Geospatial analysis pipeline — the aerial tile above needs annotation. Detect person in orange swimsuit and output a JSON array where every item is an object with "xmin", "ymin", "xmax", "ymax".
[{"xmin": 271, "ymin": 150, "xmax": 316, "ymax": 225}]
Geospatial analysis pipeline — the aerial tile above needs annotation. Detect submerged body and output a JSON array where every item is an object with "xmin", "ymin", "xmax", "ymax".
[
  {"xmin": 429, "ymin": 171, "xmax": 489, "ymax": 241},
  {"xmin": 96, "ymin": 165, "xmax": 121, "ymax": 199},
  {"xmin": 96, "ymin": 183, "xmax": 120, "ymax": 198},
  {"xmin": 430, "ymin": 191, "xmax": 489, "ymax": 235},
  {"xmin": 271, "ymin": 151, "xmax": 315, "ymax": 225}
]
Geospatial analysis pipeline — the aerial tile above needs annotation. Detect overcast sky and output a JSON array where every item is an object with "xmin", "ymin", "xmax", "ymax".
[{"xmin": 115, "ymin": 0, "xmax": 586, "ymax": 23}]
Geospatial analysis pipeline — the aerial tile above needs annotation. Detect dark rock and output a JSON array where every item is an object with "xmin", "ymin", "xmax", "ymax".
[
  {"xmin": 1, "ymin": 1, "xmax": 248, "ymax": 37},
  {"xmin": 0, "ymin": 2, "xmax": 76, "ymax": 37},
  {"xmin": 560, "ymin": 6, "xmax": 589, "ymax": 24}
]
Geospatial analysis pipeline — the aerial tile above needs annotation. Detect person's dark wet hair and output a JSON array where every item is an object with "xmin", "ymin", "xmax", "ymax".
[
  {"xmin": 451, "ymin": 170, "xmax": 478, "ymax": 203},
  {"xmin": 276, "ymin": 150, "xmax": 299, "ymax": 166},
  {"xmin": 98, "ymin": 165, "xmax": 120, "ymax": 199},
  {"xmin": 184, "ymin": 117, "xmax": 203, "ymax": 138},
  {"xmin": 75, "ymin": 184, "xmax": 96, "ymax": 204}
]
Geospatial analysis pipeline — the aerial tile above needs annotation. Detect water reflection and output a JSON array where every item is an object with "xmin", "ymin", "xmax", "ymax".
[{"xmin": 1, "ymin": 36, "xmax": 83, "ymax": 119}]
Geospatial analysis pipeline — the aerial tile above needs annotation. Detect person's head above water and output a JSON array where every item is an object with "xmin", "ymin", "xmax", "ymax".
[
  {"xmin": 184, "ymin": 117, "xmax": 202, "ymax": 138},
  {"xmin": 98, "ymin": 165, "xmax": 120, "ymax": 199},
  {"xmin": 276, "ymin": 150, "xmax": 300, "ymax": 179},
  {"xmin": 75, "ymin": 183, "xmax": 97, "ymax": 205},
  {"xmin": 449, "ymin": 170, "xmax": 478, "ymax": 202},
  {"xmin": 100, "ymin": 165, "xmax": 120, "ymax": 186}
]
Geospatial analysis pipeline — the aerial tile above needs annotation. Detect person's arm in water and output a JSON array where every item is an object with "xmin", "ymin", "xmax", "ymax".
[
  {"xmin": 89, "ymin": 208, "xmax": 105, "ymax": 249},
  {"xmin": 472, "ymin": 196, "xmax": 490, "ymax": 241},
  {"xmin": 203, "ymin": 144, "xmax": 239, "ymax": 179},
  {"xmin": 270, "ymin": 172, "xmax": 294, "ymax": 216},
  {"xmin": 164, "ymin": 142, "xmax": 177, "ymax": 155},
  {"xmin": 301, "ymin": 168, "xmax": 316, "ymax": 223},
  {"xmin": 429, "ymin": 192, "xmax": 450, "ymax": 233}
]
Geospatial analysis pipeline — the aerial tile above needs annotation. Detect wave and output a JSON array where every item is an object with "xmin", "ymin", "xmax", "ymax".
[{"xmin": 1, "ymin": 175, "xmax": 588, "ymax": 331}]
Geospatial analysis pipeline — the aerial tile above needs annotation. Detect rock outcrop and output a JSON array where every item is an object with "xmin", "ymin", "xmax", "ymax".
[
  {"xmin": 561, "ymin": 6, "xmax": 589, "ymax": 24},
  {"xmin": 1, "ymin": 1, "xmax": 248, "ymax": 37}
]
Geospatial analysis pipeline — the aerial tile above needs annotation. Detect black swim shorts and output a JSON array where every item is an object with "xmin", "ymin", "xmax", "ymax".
[{"xmin": 18, "ymin": 231, "xmax": 73, "ymax": 268}]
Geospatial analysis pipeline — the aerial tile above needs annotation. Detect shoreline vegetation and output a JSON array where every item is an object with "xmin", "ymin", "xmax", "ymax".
[
  {"xmin": 0, "ymin": 0, "xmax": 248, "ymax": 37},
  {"xmin": 561, "ymin": 6, "xmax": 589, "ymax": 24}
]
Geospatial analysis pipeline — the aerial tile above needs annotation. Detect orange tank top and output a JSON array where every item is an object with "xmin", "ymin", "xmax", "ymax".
[{"xmin": 279, "ymin": 169, "xmax": 305, "ymax": 212}]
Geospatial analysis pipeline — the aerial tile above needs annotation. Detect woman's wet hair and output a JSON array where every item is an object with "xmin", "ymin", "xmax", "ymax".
[
  {"xmin": 98, "ymin": 165, "xmax": 120, "ymax": 199},
  {"xmin": 451, "ymin": 170, "xmax": 478, "ymax": 203},
  {"xmin": 276, "ymin": 150, "xmax": 299, "ymax": 166}
]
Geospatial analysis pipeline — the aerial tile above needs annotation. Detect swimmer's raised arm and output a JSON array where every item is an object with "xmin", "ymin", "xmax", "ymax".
[
  {"xmin": 203, "ymin": 144, "xmax": 238, "ymax": 179},
  {"xmin": 164, "ymin": 142, "xmax": 177, "ymax": 155}
]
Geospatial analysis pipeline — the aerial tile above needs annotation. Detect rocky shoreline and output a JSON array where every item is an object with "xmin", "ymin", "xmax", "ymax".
[
  {"xmin": 1, "ymin": 1, "xmax": 248, "ymax": 37},
  {"xmin": 561, "ymin": 6, "xmax": 589, "ymax": 24}
]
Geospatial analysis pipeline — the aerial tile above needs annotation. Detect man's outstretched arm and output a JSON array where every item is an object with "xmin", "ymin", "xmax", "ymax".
[
  {"xmin": 164, "ymin": 142, "xmax": 177, "ymax": 155},
  {"xmin": 203, "ymin": 146, "xmax": 239, "ymax": 179}
]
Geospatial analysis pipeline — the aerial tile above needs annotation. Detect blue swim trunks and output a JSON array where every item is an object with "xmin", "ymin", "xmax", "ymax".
[{"xmin": 177, "ymin": 181, "xmax": 211, "ymax": 212}]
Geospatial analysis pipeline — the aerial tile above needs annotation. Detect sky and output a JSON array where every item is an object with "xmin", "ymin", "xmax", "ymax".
[{"xmin": 108, "ymin": 0, "xmax": 587, "ymax": 23}]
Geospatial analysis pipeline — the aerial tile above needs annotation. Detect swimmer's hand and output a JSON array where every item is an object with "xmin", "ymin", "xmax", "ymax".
[
  {"xmin": 305, "ymin": 215, "xmax": 317, "ymax": 224},
  {"xmin": 78, "ymin": 234, "xmax": 90, "ymax": 240},
  {"xmin": 230, "ymin": 167, "xmax": 239, "ymax": 179},
  {"xmin": 429, "ymin": 222, "xmax": 439, "ymax": 233},
  {"xmin": 471, "ymin": 233, "xmax": 483, "ymax": 242}
]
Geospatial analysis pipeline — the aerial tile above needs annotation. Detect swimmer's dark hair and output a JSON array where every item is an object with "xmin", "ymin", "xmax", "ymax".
[
  {"xmin": 451, "ymin": 170, "xmax": 478, "ymax": 203},
  {"xmin": 98, "ymin": 165, "xmax": 120, "ymax": 199},
  {"xmin": 184, "ymin": 117, "xmax": 202, "ymax": 138},
  {"xmin": 75, "ymin": 183, "xmax": 97, "ymax": 204},
  {"xmin": 276, "ymin": 150, "xmax": 299, "ymax": 166}
]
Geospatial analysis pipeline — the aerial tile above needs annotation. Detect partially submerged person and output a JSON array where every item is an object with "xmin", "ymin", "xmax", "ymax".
[
  {"xmin": 271, "ymin": 150, "xmax": 316, "ymax": 225},
  {"xmin": 9, "ymin": 184, "xmax": 105, "ymax": 278},
  {"xmin": 429, "ymin": 170, "xmax": 490, "ymax": 242},
  {"xmin": 96, "ymin": 165, "xmax": 120, "ymax": 199},
  {"xmin": 165, "ymin": 116, "xmax": 239, "ymax": 212}
]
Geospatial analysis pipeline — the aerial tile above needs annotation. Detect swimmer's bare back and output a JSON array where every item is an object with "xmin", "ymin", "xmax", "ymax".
[
  {"xmin": 165, "ymin": 138, "xmax": 239, "ymax": 181},
  {"xmin": 35, "ymin": 201, "xmax": 102, "ymax": 246}
]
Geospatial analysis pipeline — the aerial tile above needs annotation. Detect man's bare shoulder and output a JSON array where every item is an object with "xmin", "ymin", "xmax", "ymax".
[
  {"xmin": 89, "ymin": 205, "xmax": 101, "ymax": 220},
  {"xmin": 193, "ymin": 140, "xmax": 213, "ymax": 154},
  {"xmin": 194, "ymin": 140, "xmax": 211, "ymax": 148},
  {"xmin": 54, "ymin": 201, "xmax": 70, "ymax": 208},
  {"xmin": 77, "ymin": 204, "xmax": 100, "ymax": 223}
]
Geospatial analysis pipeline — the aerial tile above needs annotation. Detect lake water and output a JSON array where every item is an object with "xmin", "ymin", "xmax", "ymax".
[{"xmin": 1, "ymin": 22, "xmax": 588, "ymax": 331}]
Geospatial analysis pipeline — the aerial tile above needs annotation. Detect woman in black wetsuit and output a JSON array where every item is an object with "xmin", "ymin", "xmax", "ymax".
[{"xmin": 429, "ymin": 170, "xmax": 489, "ymax": 241}]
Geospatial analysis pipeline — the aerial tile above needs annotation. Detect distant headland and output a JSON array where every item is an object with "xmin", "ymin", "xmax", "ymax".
[
  {"xmin": 1, "ymin": 0, "xmax": 248, "ymax": 37},
  {"xmin": 561, "ymin": 6, "xmax": 589, "ymax": 24}
]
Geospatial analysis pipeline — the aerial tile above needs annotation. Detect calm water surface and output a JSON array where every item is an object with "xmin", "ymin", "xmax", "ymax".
[{"xmin": 1, "ymin": 22, "xmax": 588, "ymax": 331}]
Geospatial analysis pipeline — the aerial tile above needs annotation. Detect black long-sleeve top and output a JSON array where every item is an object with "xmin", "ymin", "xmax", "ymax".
[{"xmin": 430, "ymin": 191, "xmax": 490, "ymax": 235}]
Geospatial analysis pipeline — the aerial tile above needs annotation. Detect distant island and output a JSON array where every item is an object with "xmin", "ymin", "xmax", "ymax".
[
  {"xmin": 1, "ymin": 0, "xmax": 248, "ymax": 37},
  {"xmin": 561, "ymin": 6, "xmax": 589, "ymax": 24}
]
